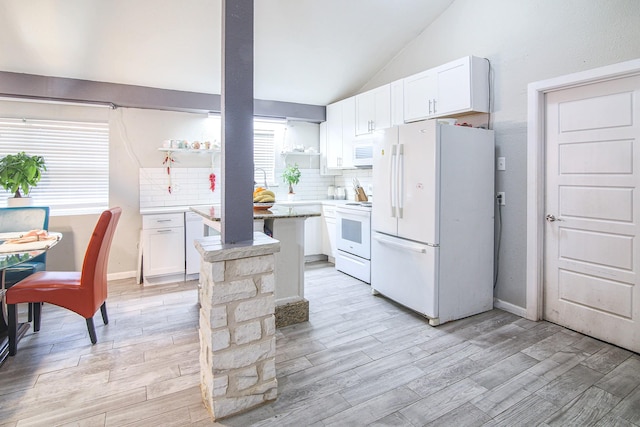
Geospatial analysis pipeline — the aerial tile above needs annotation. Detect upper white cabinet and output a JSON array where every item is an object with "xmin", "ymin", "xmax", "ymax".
[
  {"xmin": 325, "ymin": 97, "xmax": 356, "ymax": 169},
  {"xmin": 390, "ymin": 80, "xmax": 405, "ymax": 126},
  {"xmin": 319, "ymin": 122, "xmax": 341, "ymax": 176},
  {"xmin": 403, "ymin": 56, "xmax": 490, "ymax": 122},
  {"xmin": 323, "ymin": 56, "xmax": 490, "ymax": 169},
  {"xmin": 355, "ymin": 84, "xmax": 391, "ymax": 135},
  {"xmin": 403, "ymin": 68, "xmax": 436, "ymax": 122}
]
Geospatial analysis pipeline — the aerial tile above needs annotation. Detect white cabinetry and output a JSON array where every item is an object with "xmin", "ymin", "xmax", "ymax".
[
  {"xmin": 403, "ymin": 56, "xmax": 490, "ymax": 122},
  {"xmin": 142, "ymin": 213, "xmax": 185, "ymax": 282},
  {"xmin": 404, "ymin": 68, "xmax": 436, "ymax": 122},
  {"xmin": 390, "ymin": 80, "xmax": 405, "ymax": 126},
  {"xmin": 355, "ymin": 84, "xmax": 391, "ymax": 135},
  {"xmin": 319, "ymin": 122, "xmax": 341, "ymax": 176},
  {"xmin": 325, "ymin": 97, "xmax": 356, "ymax": 169},
  {"xmin": 185, "ymin": 211, "xmax": 204, "ymax": 277},
  {"xmin": 322, "ymin": 203, "xmax": 337, "ymax": 262},
  {"xmin": 304, "ymin": 204, "xmax": 324, "ymax": 257}
]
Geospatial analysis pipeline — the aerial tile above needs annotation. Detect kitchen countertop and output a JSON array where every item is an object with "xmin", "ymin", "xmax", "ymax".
[
  {"xmin": 140, "ymin": 204, "xmax": 213, "ymax": 215},
  {"xmin": 189, "ymin": 204, "xmax": 321, "ymax": 221},
  {"xmin": 140, "ymin": 199, "xmax": 356, "ymax": 215}
]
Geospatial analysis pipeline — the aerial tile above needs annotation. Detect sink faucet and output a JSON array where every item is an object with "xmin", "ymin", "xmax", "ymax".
[{"xmin": 254, "ymin": 168, "xmax": 268, "ymax": 188}]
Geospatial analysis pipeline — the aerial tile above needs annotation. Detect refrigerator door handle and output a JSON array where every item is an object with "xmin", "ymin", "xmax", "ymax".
[
  {"xmin": 397, "ymin": 144, "xmax": 404, "ymax": 218},
  {"xmin": 390, "ymin": 144, "xmax": 397, "ymax": 217},
  {"xmin": 374, "ymin": 234, "xmax": 427, "ymax": 253}
]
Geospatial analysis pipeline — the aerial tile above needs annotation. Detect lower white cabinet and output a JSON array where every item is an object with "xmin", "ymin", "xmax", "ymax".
[
  {"xmin": 304, "ymin": 205, "xmax": 324, "ymax": 256},
  {"xmin": 185, "ymin": 211, "xmax": 204, "ymax": 276},
  {"xmin": 142, "ymin": 213, "xmax": 185, "ymax": 279},
  {"xmin": 322, "ymin": 203, "xmax": 337, "ymax": 261}
]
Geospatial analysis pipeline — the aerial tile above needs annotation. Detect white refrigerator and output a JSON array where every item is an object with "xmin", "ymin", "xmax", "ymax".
[{"xmin": 371, "ymin": 119, "xmax": 495, "ymax": 325}]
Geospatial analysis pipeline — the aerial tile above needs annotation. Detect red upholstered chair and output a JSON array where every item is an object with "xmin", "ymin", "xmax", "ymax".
[{"xmin": 6, "ymin": 207, "xmax": 122, "ymax": 356}]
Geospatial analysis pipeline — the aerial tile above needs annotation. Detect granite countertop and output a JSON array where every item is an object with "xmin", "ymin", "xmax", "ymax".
[
  {"xmin": 190, "ymin": 204, "xmax": 321, "ymax": 221},
  {"xmin": 140, "ymin": 199, "xmax": 351, "ymax": 215}
]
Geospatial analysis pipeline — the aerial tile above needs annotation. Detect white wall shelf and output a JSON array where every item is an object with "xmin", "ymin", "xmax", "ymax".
[
  {"xmin": 280, "ymin": 151, "xmax": 320, "ymax": 156},
  {"xmin": 281, "ymin": 151, "xmax": 319, "ymax": 168},
  {"xmin": 158, "ymin": 148, "xmax": 220, "ymax": 154}
]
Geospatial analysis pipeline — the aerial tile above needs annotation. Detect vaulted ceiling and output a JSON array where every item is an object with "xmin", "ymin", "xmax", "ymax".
[{"xmin": 0, "ymin": 0, "xmax": 454, "ymax": 106}]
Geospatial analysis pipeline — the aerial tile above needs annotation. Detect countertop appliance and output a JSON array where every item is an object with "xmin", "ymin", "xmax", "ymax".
[
  {"xmin": 336, "ymin": 202, "xmax": 372, "ymax": 283},
  {"xmin": 371, "ymin": 120, "xmax": 495, "ymax": 325}
]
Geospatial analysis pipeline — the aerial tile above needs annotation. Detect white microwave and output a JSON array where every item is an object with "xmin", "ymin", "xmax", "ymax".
[{"xmin": 353, "ymin": 144, "xmax": 373, "ymax": 167}]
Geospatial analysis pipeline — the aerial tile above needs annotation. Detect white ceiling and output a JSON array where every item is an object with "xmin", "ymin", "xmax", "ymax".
[{"xmin": 0, "ymin": 0, "xmax": 454, "ymax": 106}]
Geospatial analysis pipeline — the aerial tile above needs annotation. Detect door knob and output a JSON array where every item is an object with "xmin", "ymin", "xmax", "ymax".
[{"xmin": 545, "ymin": 214, "xmax": 562, "ymax": 222}]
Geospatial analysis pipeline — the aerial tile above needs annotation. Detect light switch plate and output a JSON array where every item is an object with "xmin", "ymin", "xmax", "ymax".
[{"xmin": 497, "ymin": 157, "xmax": 506, "ymax": 171}]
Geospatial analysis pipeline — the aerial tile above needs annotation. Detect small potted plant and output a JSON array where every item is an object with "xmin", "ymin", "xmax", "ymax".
[
  {"xmin": 282, "ymin": 163, "xmax": 301, "ymax": 201},
  {"xmin": 0, "ymin": 152, "xmax": 46, "ymax": 206}
]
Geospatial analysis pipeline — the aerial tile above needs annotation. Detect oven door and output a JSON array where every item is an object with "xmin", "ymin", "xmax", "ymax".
[{"xmin": 336, "ymin": 206, "xmax": 371, "ymax": 259}]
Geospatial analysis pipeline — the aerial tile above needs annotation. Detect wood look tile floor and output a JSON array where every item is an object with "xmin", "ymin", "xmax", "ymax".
[{"xmin": 1, "ymin": 262, "xmax": 639, "ymax": 426}]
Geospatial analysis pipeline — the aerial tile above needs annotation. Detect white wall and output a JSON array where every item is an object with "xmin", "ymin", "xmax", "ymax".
[
  {"xmin": 0, "ymin": 104, "xmax": 220, "ymax": 276},
  {"xmin": 361, "ymin": 0, "xmax": 640, "ymax": 308},
  {"xmin": 108, "ymin": 108, "xmax": 221, "ymax": 276},
  {"xmin": 0, "ymin": 101, "xmax": 337, "ymax": 277}
]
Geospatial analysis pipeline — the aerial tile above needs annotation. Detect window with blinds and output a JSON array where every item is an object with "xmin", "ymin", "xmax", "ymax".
[
  {"xmin": 253, "ymin": 119, "xmax": 285, "ymax": 187},
  {"xmin": 209, "ymin": 116, "xmax": 285, "ymax": 187},
  {"xmin": 0, "ymin": 118, "xmax": 109, "ymax": 215}
]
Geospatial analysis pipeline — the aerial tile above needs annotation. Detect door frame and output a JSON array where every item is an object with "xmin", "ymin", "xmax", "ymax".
[{"xmin": 525, "ymin": 58, "xmax": 640, "ymax": 321}]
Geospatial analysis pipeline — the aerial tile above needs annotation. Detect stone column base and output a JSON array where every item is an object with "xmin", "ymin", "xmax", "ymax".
[
  {"xmin": 196, "ymin": 232, "xmax": 280, "ymax": 421},
  {"xmin": 275, "ymin": 298, "xmax": 309, "ymax": 328}
]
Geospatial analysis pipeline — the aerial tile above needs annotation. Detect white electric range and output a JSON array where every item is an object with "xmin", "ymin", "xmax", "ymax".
[{"xmin": 335, "ymin": 202, "xmax": 372, "ymax": 283}]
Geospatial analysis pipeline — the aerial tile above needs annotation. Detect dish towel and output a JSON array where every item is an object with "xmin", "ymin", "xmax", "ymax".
[{"xmin": 0, "ymin": 230, "xmax": 61, "ymax": 253}]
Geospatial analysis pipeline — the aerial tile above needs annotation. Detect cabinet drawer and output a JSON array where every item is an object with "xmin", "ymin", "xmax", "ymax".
[
  {"xmin": 322, "ymin": 205, "xmax": 336, "ymax": 218},
  {"xmin": 143, "ymin": 213, "xmax": 184, "ymax": 229}
]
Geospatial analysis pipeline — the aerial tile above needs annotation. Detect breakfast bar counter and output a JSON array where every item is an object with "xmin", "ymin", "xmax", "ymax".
[
  {"xmin": 190, "ymin": 204, "xmax": 321, "ymax": 327},
  {"xmin": 189, "ymin": 204, "xmax": 321, "ymax": 222}
]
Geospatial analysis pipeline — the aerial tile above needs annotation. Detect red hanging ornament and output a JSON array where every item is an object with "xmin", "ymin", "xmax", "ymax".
[{"xmin": 209, "ymin": 173, "xmax": 216, "ymax": 192}]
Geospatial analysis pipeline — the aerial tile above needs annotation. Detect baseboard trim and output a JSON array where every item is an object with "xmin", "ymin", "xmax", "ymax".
[
  {"xmin": 493, "ymin": 298, "xmax": 526, "ymax": 318},
  {"xmin": 107, "ymin": 270, "xmax": 137, "ymax": 281}
]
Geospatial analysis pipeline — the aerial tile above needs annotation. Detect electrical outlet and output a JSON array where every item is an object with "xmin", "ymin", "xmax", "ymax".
[
  {"xmin": 497, "ymin": 157, "xmax": 506, "ymax": 171},
  {"xmin": 497, "ymin": 192, "xmax": 505, "ymax": 205}
]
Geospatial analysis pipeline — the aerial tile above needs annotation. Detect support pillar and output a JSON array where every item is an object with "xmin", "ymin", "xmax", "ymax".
[{"xmin": 196, "ymin": 232, "xmax": 280, "ymax": 420}]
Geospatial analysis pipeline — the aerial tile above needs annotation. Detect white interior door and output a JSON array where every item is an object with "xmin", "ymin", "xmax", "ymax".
[{"xmin": 544, "ymin": 75, "xmax": 640, "ymax": 352}]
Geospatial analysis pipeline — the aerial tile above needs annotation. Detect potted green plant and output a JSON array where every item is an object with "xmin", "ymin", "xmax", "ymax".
[
  {"xmin": 0, "ymin": 152, "xmax": 46, "ymax": 206},
  {"xmin": 282, "ymin": 163, "xmax": 301, "ymax": 201}
]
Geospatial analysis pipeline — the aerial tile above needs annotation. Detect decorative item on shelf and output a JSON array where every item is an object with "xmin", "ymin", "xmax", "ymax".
[
  {"xmin": 0, "ymin": 151, "xmax": 46, "ymax": 206},
  {"xmin": 282, "ymin": 163, "xmax": 301, "ymax": 202},
  {"xmin": 162, "ymin": 151, "xmax": 175, "ymax": 194},
  {"xmin": 209, "ymin": 172, "xmax": 216, "ymax": 192}
]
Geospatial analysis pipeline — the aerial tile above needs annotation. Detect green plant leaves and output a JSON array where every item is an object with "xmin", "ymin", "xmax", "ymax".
[{"xmin": 0, "ymin": 151, "xmax": 46, "ymax": 197}]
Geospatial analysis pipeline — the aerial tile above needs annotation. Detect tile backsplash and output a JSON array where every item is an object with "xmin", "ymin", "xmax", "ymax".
[
  {"xmin": 139, "ymin": 168, "xmax": 219, "ymax": 208},
  {"xmin": 139, "ymin": 167, "xmax": 374, "ymax": 208}
]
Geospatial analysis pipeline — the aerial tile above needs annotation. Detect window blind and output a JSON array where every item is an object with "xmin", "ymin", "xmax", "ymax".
[
  {"xmin": 253, "ymin": 120, "xmax": 279, "ymax": 186},
  {"xmin": 0, "ymin": 118, "xmax": 109, "ymax": 215},
  {"xmin": 209, "ymin": 116, "xmax": 284, "ymax": 187}
]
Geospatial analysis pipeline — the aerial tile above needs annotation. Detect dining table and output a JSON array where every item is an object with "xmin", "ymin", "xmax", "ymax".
[{"xmin": 0, "ymin": 231, "xmax": 62, "ymax": 366}]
